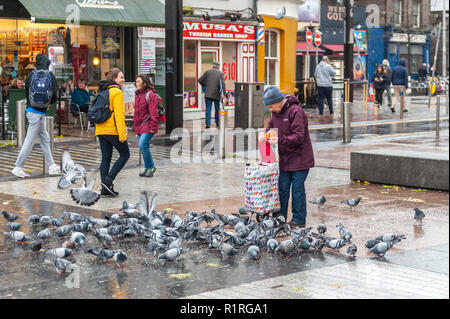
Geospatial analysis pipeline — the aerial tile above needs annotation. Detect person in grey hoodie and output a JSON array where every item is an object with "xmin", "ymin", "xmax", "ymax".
[
  {"xmin": 314, "ymin": 56, "xmax": 336, "ymax": 116},
  {"xmin": 382, "ymin": 59, "xmax": 393, "ymax": 107}
]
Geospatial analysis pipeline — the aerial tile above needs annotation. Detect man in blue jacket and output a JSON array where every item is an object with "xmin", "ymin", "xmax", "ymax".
[
  {"xmin": 391, "ymin": 59, "xmax": 409, "ymax": 113},
  {"xmin": 71, "ymin": 79, "xmax": 94, "ymax": 113}
]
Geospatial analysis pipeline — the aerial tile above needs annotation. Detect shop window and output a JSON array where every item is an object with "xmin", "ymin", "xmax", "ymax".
[
  {"xmin": 264, "ymin": 29, "xmax": 280, "ymax": 87},
  {"xmin": 201, "ymin": 41, "xmax": 219, "ymax": 48},
  {"xmin": 394, "ymin": 0, "xmax": 402, "ymax": 26},
  {"xmin": 222, "ymin": 42, "xmax": 237, "ymax": 106},
  {"xmin": 184, "ymin": 41, "xmax": 198, "ymax": 108}
]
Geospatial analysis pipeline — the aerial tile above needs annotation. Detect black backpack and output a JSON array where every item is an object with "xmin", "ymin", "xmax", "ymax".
[{"xmin": 88, "ymin": 90, "xmax": 112, "ymax": 124}]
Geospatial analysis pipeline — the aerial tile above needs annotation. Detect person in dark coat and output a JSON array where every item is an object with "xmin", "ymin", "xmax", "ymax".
[
  {"xmin": 132, "ymin": 74, "xmax": 159, "ymax": 178},
  {"xmin": 391, "ymin": 58, "xmax": 409, "ymax": 113},
  {"xmin": 71, "ymin": 79, "xmax": 94, "ymax": 113},
  {"xmin": 198, "ymin": 61, "xmax": 227, "ymax": 128},
  {"xmin": 372, "ymin": 64, "xmax": 388, "ymax": 107},
  {"xmin": 260, "ymin": 86, "xmax": 315, "ymax": 228}
]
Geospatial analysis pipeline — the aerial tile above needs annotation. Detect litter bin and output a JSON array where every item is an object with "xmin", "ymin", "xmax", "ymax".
[{"xmin": 234, "ymin": 82, "xmax": 265, "ymax": 129}]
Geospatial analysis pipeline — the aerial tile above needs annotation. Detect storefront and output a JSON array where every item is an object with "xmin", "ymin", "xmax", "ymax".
[
  {"xmin": 0, "ymin": 0, "xmax": 164, "ymax": 92},
  {"xmin": 182, "ymin": 20, "xmax": 257, "ymax": 118}
]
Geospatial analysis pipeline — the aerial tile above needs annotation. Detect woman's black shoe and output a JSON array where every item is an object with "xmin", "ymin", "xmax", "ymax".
[{"xmin": 101, "ymin": 182, "xmax": 119, "ymax": 197}]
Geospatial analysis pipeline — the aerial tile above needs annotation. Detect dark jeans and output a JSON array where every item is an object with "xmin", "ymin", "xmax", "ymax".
[
  {"xmin": 98, "ymin": 135, "xmax": 130, "ymax": 185},
  {"xmin": 317, "ymin": 86, "xmax": 333, "ymax": 115},
  {"xmin": 205, "ymin": 98, "xmax": 220, "ymax": 127},
  {"xmin": 375, "ymin": 88, "xmax": 384, "ymax": 105},
  {"xmin": 279, "ymin": 169, "xmax": 310, "ymax": 225}
]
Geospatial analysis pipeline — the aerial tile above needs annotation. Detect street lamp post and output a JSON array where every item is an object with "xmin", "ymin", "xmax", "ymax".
[
  {"xmin": 344, "ymin": 0, "xmax": 354, "ymax": 102},
  {"xmin": 165, "ymin": 0, "xmax": 184, "ymax": 134}
]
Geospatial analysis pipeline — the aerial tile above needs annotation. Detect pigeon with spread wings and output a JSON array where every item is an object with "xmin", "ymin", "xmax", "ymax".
[
  {"xmin": 58, "ymin": 151, "xmax": 86, "ymax": 190},
  {"xmin": 70, "ymin": 172, "xmax": 101, "ymax": 207}
]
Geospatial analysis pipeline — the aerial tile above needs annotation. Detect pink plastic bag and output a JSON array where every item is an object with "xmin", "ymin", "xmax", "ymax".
[{"xmin": 258, "ymin": 139, "xmax": 276, "ymax": 163}]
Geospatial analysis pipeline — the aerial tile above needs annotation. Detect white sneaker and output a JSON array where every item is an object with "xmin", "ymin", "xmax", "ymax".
[
  {"xmin": 48, "ymin": 164, "xmax": 61, "ymax": 175},
  {"xmin": 12, "ymin": 167, "xmax": 29, "ymax": 178}
]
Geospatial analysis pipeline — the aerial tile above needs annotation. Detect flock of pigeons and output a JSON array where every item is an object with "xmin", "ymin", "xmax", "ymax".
[{"xmin": 1, "ymin": 189, "xmax": 426, "ymax": 276}]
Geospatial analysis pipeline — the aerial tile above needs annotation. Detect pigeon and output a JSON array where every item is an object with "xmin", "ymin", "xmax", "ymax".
[
  {"xmin": 336, "ymin": 223, "xmax": 352, "ymax": 242},
  {"xmin": 341, "ymin": 197, "xmax": 362, "ymax": 208},
  {"xmin": 47, "ymin": 248, "xmax": 73, "ymax": 258},
  {"xmin": 50, "ymin": 216, "xmax": 65, "ymax": 228},
  {"xmin": 113, "ymin": 250, "xmax": 128, "ymax": 267},
  {"xmin": 37, "ymin": 228, "xmax": 52, "ymax": 240},
  {"xmin": 370, "ymin": 241, "xmax": 395, "ymax": 257},
  {"xmin": 347, "ymin": 244, "xmax": 357, "ymax": 259},
  {"xmin": 55, "ymin": 224, "xmax": 74, "ymax": 237},
  {"xmin": 158, "ymin": 248, "xmax": 182, "ymax": 261},
  {"xmin": 365, "ymin": 239, "xmax": 381, "ymax": 249},
  {"xmin": 70, "ymin": 172, "xmax": 101, "ymax": 207},
  {"xmin": 39, "ymin": 216, "xmax": 52, "ymax": 226},
  {"xmin": 28, "ymin": 215, "xmax": 41, "ymax": 225},
  {"xmin": 63, "ymin": 211, "xmax": 84, "ymax": 223},
  {"xmin": 238, "ymin": 207, "xmax": 248, "ymax": 215},
  {"xmin": 30, "ymin": 240, "xmax": 43, "ymax": 253},
  {"xmin": 46, "ymin": 258, "xmax": 77, "ymax": 275},
  {"xmin": 4, "ymin": 231, "xmax": 30, "ymax": 243},
  {"xmin": 219, "ymin": 242, "xmax": 240, "ymax": 260},
  {"xmin": 293, "ymin": 226, "xmax": 312, "ymax": 237},
  {"xmin": 147, "ymin": 241, "xmax": 166, "ymax": 256},
  {"xmin": 122, "ymin": 200, "xmax": 138, "ymax": 210},
  {"xmin": 169, "ymin": 238, "xmax": 182, "ymax": 250},
  {"xmin": 413, "ymin": 206, "xmax": 426, "ymax": 226},
  {"xmin": 88, "ymin": 217, "xmax": 111, "ymax": 228},
  {"xmin": 298, "ymin": 238, "xmax": 312, "ymax": 251},
  {"xmin": 275, "ymin": 239, "xmax": 297, "ymax": 256},
  {"xmin": 1, "ymin": 210, "xmax": 19, "ymax": 222},
  {"xmin": 375, "ymin": 234, "xmax": 406, "ymax": 243},
  {"xmin": 310, "ymin": 195, "xmax": 326, "ymax": 209},
  {"xmin": 87, "ymin": 247, "xmax": 116, "ymax": 262},
  {"xmin": 73, "ymin": 221, "xmax": 91, "ymax": 232},
  {"xmin": 267, "ymin": 238, "xmax": 279, "ymax": 252},
  {"xmin": 247, "ymin": 245, "xmax": 260, "ymax": 260},
  {"xmin": 7, "ymin": 222, "xmax": 22, "ymax": 231},
  {"xmin": 93, "ymin": 230, "xmax": 112, "ymax": 248},
  {"xmin": 58, "ymin": 151, "xmax": 86, "ymax": 190},
  {"xmin": 70, "ymin": 232, "xmax": 86, "ymax": 246},
  {"xmin": 326, "ymin": 238, "xmax": 347, "ymax": 251},
  {"xmin": 317, "ymin": 223, "xmax": 327, "ymax": 235}
]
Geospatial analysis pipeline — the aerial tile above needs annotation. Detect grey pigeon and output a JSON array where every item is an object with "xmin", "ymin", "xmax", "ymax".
[
  {"xmin": 375, "ymin": 233, "xmax": 406, "ymax": 243},
  {"xmin": 158, "ymin": 248, "xmax": 182, "ymax": 261},
  {"xmin": 7, "ymin": 222, "xmax": 22, "ymax": 231},
  {"xmin": 28, "ymin": 215, "xmax": 41, "ymax": 225},
  {"xmin": 365, "ymin": 239, "xmax": 381, "ymax": 249},
  {"xmin": 1, "ymin": 210, "xmax": 19, "ymax": 222},
  {"xmin": 50, "ymin": 216, "xmax": 65, "ymax": 228},
  {"xmin": 267, "ymin": 238, "xmax": 279, "ymax": 252},
  {"xmin": 70, "ymin": 173, "xmax": 101, "ymax": 207},
  {"xmin": 122, "ymin": 200, "xmax": 138, "ymax": 210},
  {"xmin": 39, "ymin": 216, "xmax": 52, "ymax": 226},
  {"xmin": 47, "ymin": 248, "xmax": 73, "ymax": 258},
  {"xmin": 63, "ymin": 211, "xmax": 83, "ymax": 223},
  {"xmin": 4, "ymin": 231, "xmax": 30, "ymax": 243},
  {"xmin": 326, "ymin": 238, "xmax": 347, "ymax": 251},
  {"xmin": 55, "ymin": 224, "xmax": 74, "ymax": 237},
  {"xmin": 275, "ymin": 239, "xmax": 297, "ymax": 256},
  {"xmin": 310, "ymin": 195, "xmax": 326, "ymax": 208},
  {"xmin": 317, "ymin": 223, "xmax": 327, "ymax": 235},
  {"xmin": 336, "ymin": 223, "xmax": 352, "ymax": 242},
  {"xmin": 73, "ymin": 221, "xmax": 91, "ymax": 232},
  {"xmin": 370, "ymin": 241, "xmax": 395, "ymax": 257},
  {"xmin": 58, "ymin": 151, "xmax": 86, "ymax": 190},
  {"xmin": 294, "ymin": 226, "xmax": 312, "ymax": 237},
  {"xmin": 247, "ymin": 245, "xmax": 260, "ymax": 260},
  {"xmin": 93, "ymin": 230, "xmax": 112, "ymax": 247},
  {"xmin": 70, "ymin": 232, "xmax": 86, "ymax": 246},
  {"xmin": 113, "ymin": 250, "xmax": 128, "ymax": 267},
  {"xmin": 30, "ymin": 240, "xmax": 43, "ymax": 252},
  {"xmin": 347, "ymin": 244, "xmax": 357, "ymax": 259},
  {"xmin": 169, "ymin": 238, "xmax": 182, "ymax": 250},
  {"xmin": 37, "ymin": 228, "xmax": 52, "ymax": 240},
  {"xmin": 238, "ymin": 207, "xmax": 248, "ymax": 215},
  {"xmin": 413, "ymin": 206, "xmax": 425, "ymax": 226},
  {"xmin": 147, "ymin": 241, "xmax": 166, "ymax": 256},
  {"xmin": 87, "ymin": 247, "xmax": 115, "ymax": 262},
  {"xmin": 219, "ymin": 242, "xmax": 239, "ymax": 259},
  {"xmin": 47, "ymin": 258, "xmax": 77, "ymax": 275},
  {"xmin": 341, "ymin": 197, "xmax": 362, "ymax": 208}
]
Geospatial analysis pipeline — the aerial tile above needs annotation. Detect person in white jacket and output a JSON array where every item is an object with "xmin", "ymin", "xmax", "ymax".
[{"xmin": 314, "ymin": 56, "xmax": 336, "ymax": 116}]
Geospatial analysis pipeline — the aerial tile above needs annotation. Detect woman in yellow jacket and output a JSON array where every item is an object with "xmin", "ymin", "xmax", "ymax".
[{"xmin": 96, "ymin": 68, "xmax": 130, "ymax": 197}]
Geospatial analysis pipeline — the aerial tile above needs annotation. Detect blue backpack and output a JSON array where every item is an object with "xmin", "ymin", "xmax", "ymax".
[
  {"xmin": 88, "ymin": 90, "xmax": 112, "ymax": 124},
  {"xmin": 29, "ymin": 69, "xmax": 53, "ymax": 109}
]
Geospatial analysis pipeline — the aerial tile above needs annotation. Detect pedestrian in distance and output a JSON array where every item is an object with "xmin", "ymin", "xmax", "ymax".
[
  {"xmin": 132, "ymin": 74, "xmax": 158, "ymax": 178},
  {"xmin": 11, "ymin": 54, "xmax": 60, "ymax": 178},
  {"xmin": 95, "ymin": 68, "xmax": 130, "ymax": 197},
  {"xmin": 71, "ymin": 79, "xmax": 95, "ymax": 113},
  {"xmin": 198, "ymin": 61, "xmax": 227, "ymax": 129},
  {"xmin": 391, "ymin": 58, "xmax": 409, "ymax": 114},
  {"xmin": 259, "ymin": 86, "xmax": 315, "ymax": 228},
  {"xmin": 382, "ymin": 59, "xmax": 393, "ymax": 107},
  {"xmin": 314, "ymin": 56, "xmax": 336, "ymax": 116},
  {"xmin": 372, "ymin": 64, "xmax": 388, "ymax": 108}
]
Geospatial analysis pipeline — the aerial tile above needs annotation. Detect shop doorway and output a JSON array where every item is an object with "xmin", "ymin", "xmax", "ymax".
[{"xmin": 199, "ymin": 48, "xmax": 219, "ymax": 111}]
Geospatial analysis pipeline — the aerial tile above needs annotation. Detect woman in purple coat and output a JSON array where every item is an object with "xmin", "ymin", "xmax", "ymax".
[
  {"xmin": 132, "ymin": 74, "xmax": 159, "ymax": 177},
  {"xmin": 260, "ymin": 86, "xmax": 315, "ymax": 227}
]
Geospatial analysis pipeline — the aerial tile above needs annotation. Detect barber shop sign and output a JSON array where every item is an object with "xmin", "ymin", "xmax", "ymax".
[{"xmin": 75, "ymin": 0, "xmax": 124, "ymax": 9}]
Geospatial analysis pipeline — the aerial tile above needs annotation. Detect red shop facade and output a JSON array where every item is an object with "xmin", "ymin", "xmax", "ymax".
[{"xmin": 183, "ymin": 20, "xmax": 257, "ymax": 118}]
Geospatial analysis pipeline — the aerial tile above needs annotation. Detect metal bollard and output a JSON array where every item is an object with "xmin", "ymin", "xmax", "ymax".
[
  {"xmin": 340, "ymin": 93, "xmax": 345, "ymax": 123},
  {"xmin": 16, "ymin": 99, "xmax": 27, "ymax": 147},
  {"xmin": 400, "ymin": 90, "xmax": 405, "ymax": 119},
  {"xmin": 219, "ymin": 108, "xmax": 228, "ymax": 159},
  {"xmin": 343, "ymin": 102, "xmax": 351, "ymax": 143},
  {"xmin": 436, "ymin": 95, "xmax": 440, "ymax": 137},
  {"xmin": 43, "ymin": 117, "xmax": 54, "ymax": 174}
]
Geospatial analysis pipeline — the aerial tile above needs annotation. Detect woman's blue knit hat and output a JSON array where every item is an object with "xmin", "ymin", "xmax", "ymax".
[{"xmin": 263, "ymin": 86, "xmax": 285, "ymax": 106}]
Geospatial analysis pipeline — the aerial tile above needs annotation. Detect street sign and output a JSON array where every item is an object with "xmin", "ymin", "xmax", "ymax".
[
  {"xmin": 306, "ymin": 29, "xmax": 313, "ymax": 45},
  {"xmin": 314, "ymin": 33, "xmax": 322, "ymax": 47}
]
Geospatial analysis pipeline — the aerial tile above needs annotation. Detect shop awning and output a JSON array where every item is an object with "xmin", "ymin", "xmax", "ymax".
[
  {"xmin": 321, "ymin": 45, "xmax": 363, "ymax": 53},
  {"xmin": 296, "ymin": 42, "xmax": 324, "ymax": 53},
  {"xmin": 18, "ymin": 0, "xmax": 164, "ymax": 27}
]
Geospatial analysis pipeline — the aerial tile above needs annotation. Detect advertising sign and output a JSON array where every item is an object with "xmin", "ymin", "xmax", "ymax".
[{"xmin": 183, "ymin": 22, "xmax": 256, "ymax": 41}]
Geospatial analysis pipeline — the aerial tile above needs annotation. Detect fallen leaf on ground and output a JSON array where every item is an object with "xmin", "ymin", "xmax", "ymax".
[
  {"xmin": 407, "ymin": 197, "xmax": 425, "ymax": 203},
  {"xmin": 329, "ymin": 283, "xmax": 345, "ymax": 288},
  {"xmin": 169, "ymin": 273, "xmax": 192, "ymax": 280},
  {"xmin": 411, "ymin": 189, "xmax": 428, "ymax": 192},
  {"xmin": 363, "ymin": 181, "xmax": 371, "ymax": 184},
  {"xmin": 164, "ymin": 208, "xmax": 174, "ymax": 212},
  {"xmin": 293, "ymin": 287, "xmax": 304, "ymax": 291},
  {"xmin": 206, "ymin": 263, "xmax": 222, "ymax": 268},
  {"xmin": 380, "ymin": 192, "xmax": 390, "ymax": 194}
]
